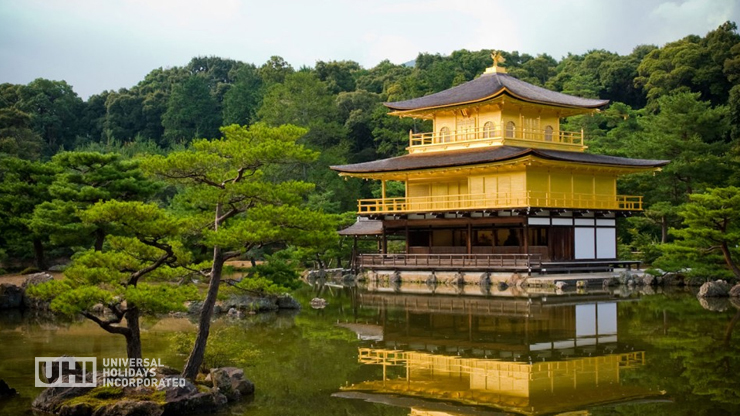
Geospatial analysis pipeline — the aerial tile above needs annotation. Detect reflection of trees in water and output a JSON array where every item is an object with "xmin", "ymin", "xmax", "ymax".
[{"xmin": 613, "ymin": 293, "xmax": 740, "ymax": 415}]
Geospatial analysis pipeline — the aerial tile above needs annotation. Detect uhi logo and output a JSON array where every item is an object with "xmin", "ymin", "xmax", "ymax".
[{"xmin": 35, "ymin": 357, "xmax": 97, "ymax": 388}]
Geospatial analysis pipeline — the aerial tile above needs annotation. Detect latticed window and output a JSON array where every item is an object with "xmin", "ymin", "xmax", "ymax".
[
  {"xmin": 505, "ymin": 121, "xmax": 516, "ymax": 138},
  {"xmin": 456, "ymin": 116, "xmax": 476, "ymax": 140},
  {"xmin": 440, "ymin": 127, "xmax": 451, "ymax": 143},
  {"xmin": 483, "ymin": 121, "xmax": 495, "ymax": 138}
]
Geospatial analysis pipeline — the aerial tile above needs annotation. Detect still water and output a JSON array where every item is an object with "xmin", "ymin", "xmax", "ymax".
[{"xmin": 1, "ymin": 284, "xmax": 739, "ymax": 416}]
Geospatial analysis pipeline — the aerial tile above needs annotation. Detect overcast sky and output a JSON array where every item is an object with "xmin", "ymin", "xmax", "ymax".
[{"xmin": 1, "ymin": 0, "xmax": 738, "ymax": 99}]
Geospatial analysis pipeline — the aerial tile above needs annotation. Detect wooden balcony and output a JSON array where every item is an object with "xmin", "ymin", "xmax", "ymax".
[
  {"xmin": 358, "ymin": 192, "xmax": 642, "ymax": 214},
  {"xmin": 358, "ymin": 253, "xmax": 541, "ymax": 271},
  {"xmin": 408, "ymin": 126, "xmax": 585, "ymax": 153}
]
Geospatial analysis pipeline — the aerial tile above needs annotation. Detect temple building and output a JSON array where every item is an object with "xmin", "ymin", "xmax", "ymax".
[{"xmin": 332, "ymin": 53, "xmax": 668, "ymax": 273}]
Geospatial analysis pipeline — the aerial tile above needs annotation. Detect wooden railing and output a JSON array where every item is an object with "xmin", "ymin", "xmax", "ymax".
[
  {"xmin": 358, "ymin": 253, "xmax": 541, "ymax": 270},
  {"xmin": 358, "ymin": 192, "xmax": 643, "ymax": 214},
  {"xmin": 409, "ymin": 126, "xmax": 584, "ymax": 149}
]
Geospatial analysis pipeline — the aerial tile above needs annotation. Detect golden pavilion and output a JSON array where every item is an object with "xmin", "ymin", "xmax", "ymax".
[{"xmin": 332, "ymin": 54, "xmax": 668, "ymax": 273}]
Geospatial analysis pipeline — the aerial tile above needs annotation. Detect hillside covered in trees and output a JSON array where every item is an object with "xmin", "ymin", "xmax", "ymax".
[{"xmin": 2, "ymin": 21, "xmax": 740, "ymax": 277}]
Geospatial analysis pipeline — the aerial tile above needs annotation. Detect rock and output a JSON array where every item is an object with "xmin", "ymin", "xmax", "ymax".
[
  {"xmin": 497, "ymin": 282, "xmax": 508, "ymax": 291},
  {"xmin": 641, "ymin": 274, "xmax": 656, "ymax": 286},
  {"xmin": 59, "ymin": 402, "xmax": 94, "ymax": 416},
  {"xmin": 730, "ymin": 284, "xmax": 740, "ymax": 297},
  {"xmin": 222, "ymin": 295, "xmax": 277, "ymax": 312},
  {"xmin": 310, "ymin": 298, "xmax": 327, "ymax": 309},
  {"xmin": 662, "ymin": 272, "xmax": 681, "ymax": 286},
  {"xmin": 209, "ymin": 367, "xmax": 253, "ymax": 401},
  {"xmin": 555, "ymin": 281, "xmax": 567, "ymax": 290},
  {"xmin": 452, "ymin": 272, "xmax": 465, "ymax": 285},
  {"xmin": 151, "ymin": 366, "xmax": 181, "ymax": 378},
  {"xmin": 161, "ymin": 391, "xmax": 220, "ymax": 415},
  {"xmin": 23, "ymin": 272, "xmax": 54, "ymax": 309},
  {"xmin": 158, "ymin": 377, "xmax": 196, "ymax": 398},
  {"xmin": 227, "ymin": 308, "xmax": 243, "ymax": 318},
  {"xmin": 0, "ymin": 379, "xmax": 17, "ymax": 397},
  {"xmin": 213, "ymin": 304, "xmax": 222, "ymax": 315},
  {"xmin": 48, "ymin": 264, "xmax": 67, "ymax": 272},
  {"xmin": 186, "ymin": 301, "xmax": 202, "ymax": 314},
  {"xmin": 32, "ymin": 374, "xmax": 98, "ymax": 413},
  {"xmin": 0, "ymin": 283, "xmax": 23, "ymax": 309},
  {"xmin": 92, "ymin": 400, "xmax": 163, "ymax": 416},
  {"xmin": 22, "ymin": 272, "xmax": 54, "ymax": 289},
  {"xmin": 276, "ymin": 294, "xmax": 301, "ymax": 310},
  {"xmin": 697, "ymin": 280, "xmax": 731, "ymax": 298}
]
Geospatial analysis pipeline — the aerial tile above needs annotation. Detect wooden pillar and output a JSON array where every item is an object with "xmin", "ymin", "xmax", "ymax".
[
  {"xmin": 351, "ymin": 236, "xmax": 358, "ymax": 271},
  {"xmin": 381, "ymin": 180, "xmax": 387, "ymax": 200},
  {"xmin": 405, "ymin": 223, "xmax": 409, "ymax": 254},
  {"xmin": 524, "ymin": 222, "xmax": 529, "ymax": 255},
  {"xmin": 466, "ymin": 222, "xmax": 472, "ymax": 254},
  {"xmin": 381, "ymin": 225, "xmax": 388, "ymax": 254}
]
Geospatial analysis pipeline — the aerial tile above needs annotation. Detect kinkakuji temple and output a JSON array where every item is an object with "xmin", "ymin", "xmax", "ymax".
[{"xmin": 332, "ymin": 53, "xmax": 668, "ymax": 274}]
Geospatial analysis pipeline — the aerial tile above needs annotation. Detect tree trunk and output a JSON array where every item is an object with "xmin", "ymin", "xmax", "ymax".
[
  {"xmin": 125, "ymin": 305, "xmax": 143, "ymax": 363},
  {"xmin": 182, "ymin": 248, "xmax": 224, "ymax": 379},
  {"xmin": 720, "ymin": 242, "xmax": 740, "ymax": 279},
  {"xmin": 94, "ymin": 228, "xmax": 106, "ymax": 251},
  {"xmin": 33, "ymin": 238, "xmax": 47, "ymax": 270}
]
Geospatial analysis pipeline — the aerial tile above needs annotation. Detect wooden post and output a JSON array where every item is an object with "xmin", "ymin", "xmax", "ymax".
[
  {"xmin": 382, "ymin": 225, "xmax": 388, "ymax": 254},
  {"xmin": 405, "ymin": 223, "xmax": 409, "ymax": 254},
  {"xmin": 466, "ymin": 222, "xmax": 472, "ymax": 255}
]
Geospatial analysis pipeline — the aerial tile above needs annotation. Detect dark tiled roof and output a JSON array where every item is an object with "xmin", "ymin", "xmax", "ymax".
[
  {"xmin": 385, "ymin": 72, "xmax": 609, "ymax": 111},
  {"xmin": 338, "ymin": 219, "xmax": 383, "ymax": 236},
  {"xmin": 330, "ymin": 146, "xmax": 669, "ymax": 174}
]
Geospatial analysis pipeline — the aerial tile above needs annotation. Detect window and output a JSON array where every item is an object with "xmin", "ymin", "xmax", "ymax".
[
  {"xmin": 408, "ymin": 230, "xmax": 430, "ymax": 247},
  {"xmin": 473, "ymin": 229, "xmax": 493, "ymax": 246},
  {"xmin": 528, "ymin": 227, "xmax": 548, "ymax": 246},
  {"xmin": 544, "ymin": 125, "xmax": 554, "ymax": 142},
  {"xmin": 440, "ymin": 127, "xmax": 451, "ymax": 143},
  {"xmin": 495, "ymin": 228, "xmax": 520, "ymax": 246},
  {"xmin": 483, "ymin": 121, "xmax": 495, "ymax": 138},
  {"xmin": 456, "ymin": 116, "xmax": 476, "ymax": 140},
  {"xmin": 505, "ymin": 121, "xmax": 516, "ymax": 138}
]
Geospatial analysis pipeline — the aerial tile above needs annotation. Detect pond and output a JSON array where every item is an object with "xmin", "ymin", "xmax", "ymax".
[{"xmin": 1, "ymin": 284, "xmax": 739, "ymax": 416}]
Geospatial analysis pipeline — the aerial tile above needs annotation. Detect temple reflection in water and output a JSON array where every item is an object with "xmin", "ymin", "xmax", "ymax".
[{"xmin": 336, "ymin": 287, "xmax": 659, "ymax": 415}]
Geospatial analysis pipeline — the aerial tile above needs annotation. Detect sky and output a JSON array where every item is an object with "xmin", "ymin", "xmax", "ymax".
[{"xmin": 1, "ymin": 0, "xmax": 738, "ymax": 99}]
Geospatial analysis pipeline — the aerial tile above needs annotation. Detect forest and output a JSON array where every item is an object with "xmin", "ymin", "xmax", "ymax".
[{"xmin": 1, "ymin": 21, "xmax": 740, "ymax": 280}]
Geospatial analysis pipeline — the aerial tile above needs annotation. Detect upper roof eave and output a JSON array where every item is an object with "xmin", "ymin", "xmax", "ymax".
[{"xmin": 383, "ymin": 73, "xmax": 610, "ymax": 113}]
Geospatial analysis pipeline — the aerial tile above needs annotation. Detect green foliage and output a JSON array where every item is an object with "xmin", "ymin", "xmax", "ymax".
[
  {"xmin": 232, "ymin": 276, "xmax": 287, "ymax": 296},
  {"xmin": 656, "ymin": 187, "xmax": 740, "ymax": 280},
  {"xmin": 162, "ymin": 76, "xmax": 222, "ymax": 144},
  {"xmin": 248, "ymin": 253, "xmax": 302, "ymax": 291},
  {"xmin": 28, "ymin": 152, "xmax": 161, "ymax": 252},
  {"xmin": 0, "ymin": 156, "xmax": 59, "ymax": 267},
  {"xmin": 170, "ymin": 327, "xmax": 261, "ymax": 373}
]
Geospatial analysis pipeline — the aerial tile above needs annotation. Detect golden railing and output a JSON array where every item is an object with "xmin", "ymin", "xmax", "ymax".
[
  {"xmin": 409, "ymin": 126, "xmax": 584, "ymax": 148},
  {"xmin": 357, "ymin": 192, "xmax": 642, "ymax": 213}
]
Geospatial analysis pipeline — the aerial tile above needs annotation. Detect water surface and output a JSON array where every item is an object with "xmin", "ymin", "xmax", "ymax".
[{"xmin": 1, "ymin": 286, "xmax": 739, "ymax": 416}]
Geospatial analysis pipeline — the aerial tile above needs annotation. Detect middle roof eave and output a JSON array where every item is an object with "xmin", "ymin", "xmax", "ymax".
[{"xmin": 329, "ymin": 146, "xmax": 670, "ymax": 175}]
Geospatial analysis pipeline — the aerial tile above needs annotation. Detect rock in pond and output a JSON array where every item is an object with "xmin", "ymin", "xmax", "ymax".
[{"xmin": 697, "ymin": 280, "xmax": 731, "ymax": 298}]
